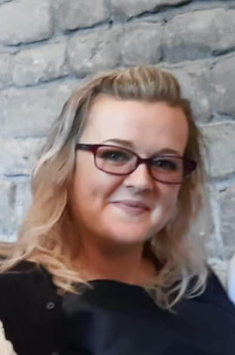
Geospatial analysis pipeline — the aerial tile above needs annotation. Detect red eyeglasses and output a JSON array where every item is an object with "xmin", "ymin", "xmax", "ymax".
[{"xmin": 75, "ymin": 143, "xmax": 197, "ymax": 185}]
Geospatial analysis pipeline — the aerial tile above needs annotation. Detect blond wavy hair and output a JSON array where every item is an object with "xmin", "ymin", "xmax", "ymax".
[{"xmin": 0, "ymin": 66, "xmax": 208, "ymax": 308}]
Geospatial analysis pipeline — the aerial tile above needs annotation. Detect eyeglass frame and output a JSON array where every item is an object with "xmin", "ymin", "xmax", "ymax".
[{"xmin": 75, "ymin": 143, "xmax": 197, "ymax": 185}]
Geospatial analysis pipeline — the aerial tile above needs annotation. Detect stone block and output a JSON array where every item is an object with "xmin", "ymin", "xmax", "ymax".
[
  {"xmin": 120, "ymin": 23, "xmax": 163, "ymax": 66},
  {"xmin": 0, "ymin": 52, "xmax": 12, "ymax": 89},
  {"xmin": 204, "ymin": 186, "xmax": 226, "ymax": 260},
  {"xmin": 0, "ymin": 81, "xmax": 79, "ymax": 137},
  {"xmin": 0, "ymin": 180, "xmax": 16, "ymax": 237},
  {"xmin": 164, "ymin": 9, "xmax": 235, "ymax": 62},
  {"xmin": 13, "ymin": 42, "xmax": 68, "ymax": 87},
  {"xmin": 109, "ymin": 0, "xmax": 190, "ymax": 19},
  {"xmin": 163, "ymin": 62, "xmax": 211, "ymax": 122},
  {"xmin": 0, "ymin": 0, "xmax": 53, "ymax": 45},
  {"xmin": 0, "ymin": 0, "xmax": 13, "ymax": 3},
  {"xmin": 218, "ymin": 185, "xmax": 235, "ymax": 259},
  {"xmin": 0, "ymin": 138, "xmax": 45, "ymax": 176},
  {"xmin": 201, "ymin": 122, "xmax": 235, "ymax": 177},
  {"xmin": 210, "ymin": 55, "xmax": 235, "ymax": 117},
  {"xmin": 54, "ymin": 0, "xmax": 109, "ymax": 31},
  {"xmin": 67, "ymin": 29, "xmax": 122, "ymax": 77}
]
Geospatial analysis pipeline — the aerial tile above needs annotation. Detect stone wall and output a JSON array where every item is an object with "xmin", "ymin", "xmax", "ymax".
[{"xmin": 0, "ymin": 0, "xmax": 235, "ymax": 279}]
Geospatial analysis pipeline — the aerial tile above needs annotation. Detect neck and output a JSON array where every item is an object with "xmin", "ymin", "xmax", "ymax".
[{"xmin": 75, "ymin": 238, "xmax": 154, "ymax": 286}]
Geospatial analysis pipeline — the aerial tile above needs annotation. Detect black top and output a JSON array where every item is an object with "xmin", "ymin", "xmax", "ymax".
[{"xmin": 0, "ymin": 261, "xmax": 235, "ymax": 355}]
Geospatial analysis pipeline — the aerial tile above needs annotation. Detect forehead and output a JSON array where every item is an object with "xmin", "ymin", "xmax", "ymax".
[{"xmin": 81, "ymin": 95, "xmax": 189, "ymax": 155}]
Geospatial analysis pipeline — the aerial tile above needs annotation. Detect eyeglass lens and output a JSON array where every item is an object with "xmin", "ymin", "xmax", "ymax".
[{"xmin": 95, "ymin": 146, "xmax": 188, "ymax": 183}]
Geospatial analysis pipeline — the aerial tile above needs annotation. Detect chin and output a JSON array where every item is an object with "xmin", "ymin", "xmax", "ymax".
[{"xmin": 102, "ymin": 222, "xmax": 152, "ymax": 246}]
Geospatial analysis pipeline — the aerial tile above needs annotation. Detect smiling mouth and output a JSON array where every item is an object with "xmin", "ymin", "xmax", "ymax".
[{"xmin": 111, "ymin": 201, "xmax": 150, "ymax": 213}]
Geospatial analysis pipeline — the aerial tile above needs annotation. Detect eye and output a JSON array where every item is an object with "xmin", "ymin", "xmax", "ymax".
[
  {"xmin": 98, "ymin": 148, "xmax": 132, "ymax": 162},
  {"xmin": 152, "ymin": 157, "xmax": 179, "ymax": 171}
]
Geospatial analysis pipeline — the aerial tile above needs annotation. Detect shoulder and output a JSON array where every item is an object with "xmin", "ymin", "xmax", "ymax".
[
  {"xmin": 203, "ymin": 268, "xmax": 231, "ymax": 303},
  {"xmin": 0, "ymin": 261, "xmax": 64, "ymax": 354},
  {"xmin": 204, "ymin": 268, "xmax": 226, "ymax": 293},
  {"xmin": 227, "ymin": 253, "xmax": 235, "ymax": 304},
  {"xmin": 0, "ymin": 261, "xmax": 56, "ymax": 318},
  {"xmin": 0, "ymin": 260, "xmax": 50, "ymax": 290},
  {"xmin": 186, "ymin": 268, "xmax": 235, "ymax": 317}
]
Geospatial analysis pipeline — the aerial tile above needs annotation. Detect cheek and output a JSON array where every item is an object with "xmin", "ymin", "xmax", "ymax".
[
  {"xmin": 71, "ymin": 158, "xmax": 123, "ymax": 211},
  {"xmin": 151, "ymin": 185, "xmax": 180, "ymax": 225},
  {"xmin": 165, "ymin": 185, "xmax": 180, "ymax": 206},
  {"xmin": 163, "ymin": 186, "xmax": 180, "ymax": 215}
]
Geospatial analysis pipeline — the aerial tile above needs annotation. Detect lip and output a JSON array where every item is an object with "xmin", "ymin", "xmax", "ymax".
[{"xmin": 111, "ymin": 200, "xmax": 151, "ymax": 210}]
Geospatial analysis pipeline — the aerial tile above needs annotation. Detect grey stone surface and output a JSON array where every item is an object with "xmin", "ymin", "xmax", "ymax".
[
  {"xmin": 190, "ymin": 192, "xmax": 214, "ymax": 255},
  {"xmin": 110, "ymin": 0, "xmax": 190, "ymax": 19},
  {"xmin": 0, "ymin": 0, "xmax": 53, "ymax": 45},
  {"xmin": 120, "ymin": 23, "xmax": 163, "ymax": 66},
  {"xmin": 0, "ymin": 138, "xmax": 44, "ymax": 176},
  {"xmin": 55, "ymin": 0, "xmax": 109, "ymax": 31},
  {"xmin": 163, "ymin": 62, "xmax": 212, "ymax": 122},
  {"xmin": 164, "ymin": 9, "xmax": 235, "ymax": 62},
  {"xmin": 0, "ymin": 0, "xmax": 13, "ymax": 3},
  {"xmin": 15, "ymin": 179, "xmax": 32, "ymax": 229},
  {"xmin": 0, "ymin": 52, "xmax": 12, "ymax": 89},
  {"xmin": 0, "ymin": 180, "xmax": 16, "ymax": 237},
  {"xmin": 218, "ymin": 185, "xmax": 235, "ymax": 259},
  {"xmin": 68, "ymin": 29, "xmax": 122, "ymax": 77},
  {"xmin": 210, "ymin": 55, "xmax": 235, "ymax": 117},
  {"xmin": 205, "ymin": 186, "xmax": 226, "ymax": 260},
  {"xmin": 0, "ymin": 81, "xmax": 79, "ymax": 137},
  {"xmin": 13, "ymin": 43, "xmax": 68, "ymax": 87},
  {"xmin": 201, "ymin": 122, "xmax": 235, "ymax": 178}
]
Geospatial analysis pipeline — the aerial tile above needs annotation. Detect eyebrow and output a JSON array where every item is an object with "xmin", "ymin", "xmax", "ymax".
[
  {"xmin": 102, "ymin": 139, "xmax": 134, "ymax": 148},
  {"xmin": 101, "ymin": 139, "xmax": 182, "ymax": 156}
]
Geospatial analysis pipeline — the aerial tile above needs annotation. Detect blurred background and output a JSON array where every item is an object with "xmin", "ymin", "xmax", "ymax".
[{"xmin": 0, "ymin": 0, "xmax": 234, "ymax": 281}]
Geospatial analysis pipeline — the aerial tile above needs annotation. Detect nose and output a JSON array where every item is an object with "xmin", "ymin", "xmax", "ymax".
[{"xmin": 123, "ymin": 163, "xmax": 155, "ymax": 191}]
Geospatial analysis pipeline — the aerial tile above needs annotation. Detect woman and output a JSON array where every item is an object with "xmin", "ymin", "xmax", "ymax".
[{"xmin": 0, "ymin": 66, "xmax": 234, "ymax": 355}]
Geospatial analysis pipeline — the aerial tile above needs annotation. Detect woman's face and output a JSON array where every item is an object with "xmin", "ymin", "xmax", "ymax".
[{"xmin": 70, "ymin": 95, "xmax": 189, "ymax": 248}]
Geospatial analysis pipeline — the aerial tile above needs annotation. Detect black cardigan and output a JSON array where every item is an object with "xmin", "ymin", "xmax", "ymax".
[{"xmin": 0, "ymin": 261, "xmax": 235, "ymax": 355}]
